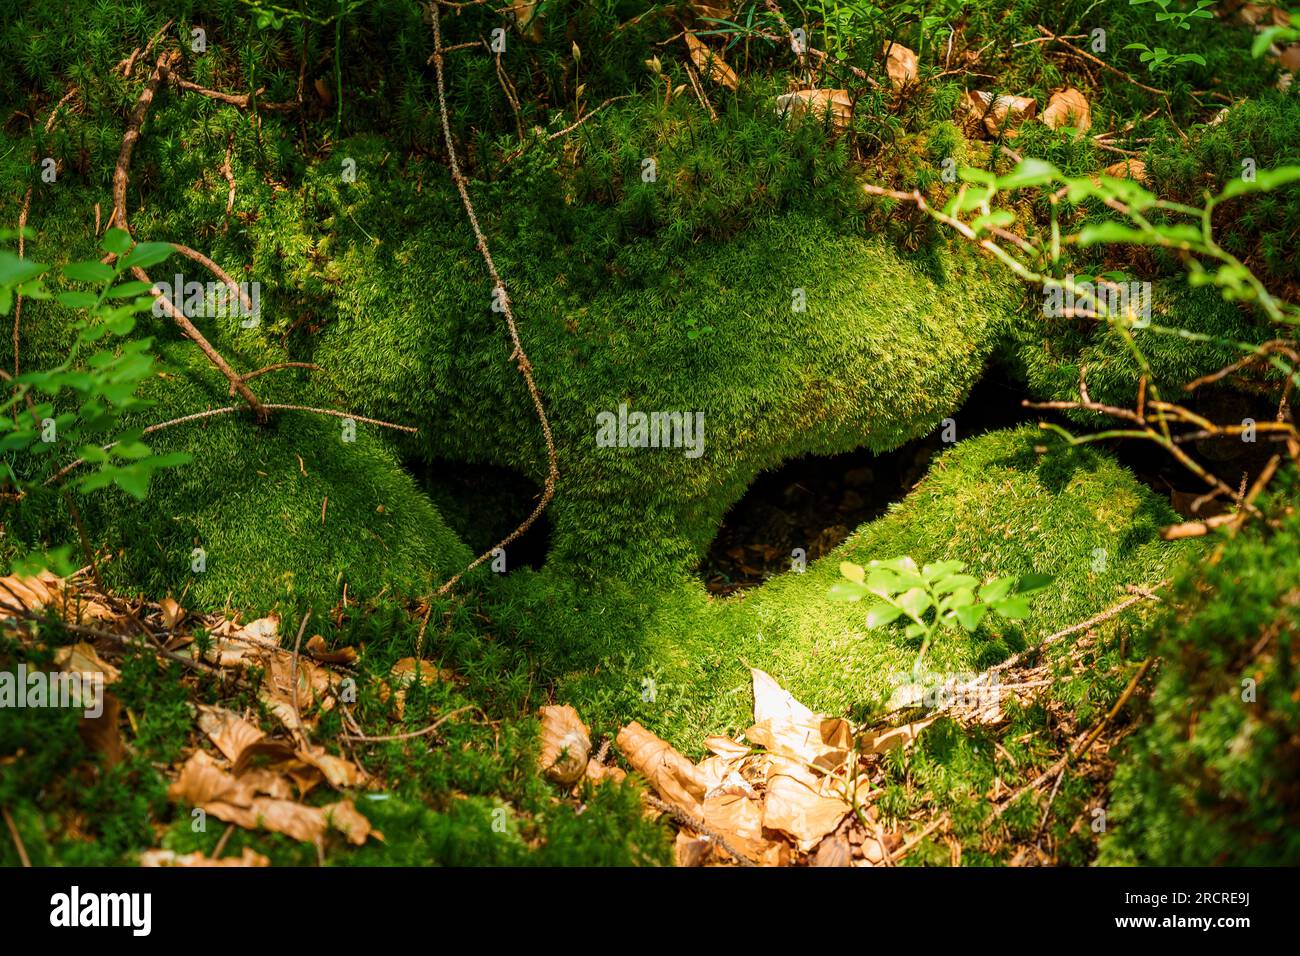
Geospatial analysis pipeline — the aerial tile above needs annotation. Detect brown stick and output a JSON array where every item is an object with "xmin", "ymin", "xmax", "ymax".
[
  {"xmin": 169, "ymin": 77, "xmax": 298, "ymax": 112},
  {"xmin": 643, "ymin": 794, "xmax": 757, "ymax": 866},
  {"xmin": 2, "ymin": 807, "xmax": 31, "ymax": 867},
  {"xmin": 429, "ymin": 5, "xmax": 559, "ymax": 595},
  {"xmin": 104, "ymin": 49, "xmax": 267, "ymax": 416},
  {"xmin": 339, "ymin": 704, "xmax": 475, "ymax": 743}
]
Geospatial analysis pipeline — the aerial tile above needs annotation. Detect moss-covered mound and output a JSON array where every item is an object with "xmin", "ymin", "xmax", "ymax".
[
  {"xmin": 1101, "ymin": 496, "xmax": 1300, "ymax": 866},
  {"xmin": 486, "ymin": 425, "xmax": 1186, "ymax": 752}
]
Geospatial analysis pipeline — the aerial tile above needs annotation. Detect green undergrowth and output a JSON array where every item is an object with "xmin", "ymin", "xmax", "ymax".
[
  {"xmin": 0, "ymin": 597, "xmax": 672, "ymax": 867},
  {"xmin": 1101, "ymin": 486, "xmax": 1300, "ymax": 866}
]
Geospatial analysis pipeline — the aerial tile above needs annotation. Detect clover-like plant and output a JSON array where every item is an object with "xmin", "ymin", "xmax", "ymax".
[{"xmin": 829, "ymin": 557, "xmax": 1052, "ymax": 672}]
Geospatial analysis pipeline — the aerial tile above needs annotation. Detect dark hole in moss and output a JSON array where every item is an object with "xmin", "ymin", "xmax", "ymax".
[
  {"xmin": 700, "ymin": 368, "xmax": 1280, "ymax": 595},
  {"xmin": 408, "ymin": 460, "xmax": 551, "ymax": 572},
  {"xmin": 700, "ymin": 370, "xmax": 1035, "ymax": 595}
]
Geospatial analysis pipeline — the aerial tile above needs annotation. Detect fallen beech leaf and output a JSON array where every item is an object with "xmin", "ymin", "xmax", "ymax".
[
  {"xmin": 0, "ymin": 572, "xmax": 116, "ymax": 623},
  {"xmin": 539, "ymin": 704, "xmax": 591, "ymax": 786},
  {"xmin": 1102, "ymin": 158, "xmax": 1151, "ymax": 186},
  {"xmin": 141, "ymin": 847, "xmax": 270, "ymax": 867},
  {"xmin": 1042, "ymin": 87, "xmax": 1091, "ymax": 133},
  {"xmin": 323, "ymin": 800, "xmax": 381, "ymax": 845},
  {"xmin": 761, "ymin": 756, "xmax": 851, "ymax": 851},
  {"xmin": 774, "ymin": 89, "xmax": 853, "ymax": 132},
  {"xmin": 702, "ymin": 787, "xmax": 767, "ymax": 859},
  {"xmin": 197, "ymin": 705, "xmax": 272, "ymax": 766},
  {"xmin": 883, "ymin": 42, "xmax": 918, "ymax": 89},
  {"xmin": 859, "ymin": 716, "xmax": 937, "ymax": 754},
  {"xmin": 703, "ymin": 735, "xmax": 751, "ymax": 760},
  {"xmin": 960, "ymin": 90, "xmax": 1037, "ymax": 137},
  {"xmin": 685, "ymin": 33, "xmax": 739, "ymax": 90},
  {"xmin": 305, "ymin": 634, "xmax": 357, "ymax": 664},
  {"xmin": 511, "ymin": 0, "xmax": 543, "ymax": 42},
  {"xmin": 296, "ymin": 746, "xmax": 363, "ymax": 789},
  {"xmin": 617, "ymin": 721, "xmax": 709, "ymax": 813},
  {"xmin": 204, "ymin": 796, "xmax": 328, "ymax": 844},
  {"xmin": 745, "ymin": 668, "xmax": 852, "ymax": 772},
  {"xmin": 674, "ymin": 832, "xmax": 714, "ymax": 867},
  {"xmin": 53, "ymin": 642, "xmax": 120, "ymax": 684},
  {"xmin": 78, "ymin": 691, "xmax": 122, "ymax": 768},
  {"xmin": 159, "ymin": 596, "xmax": 186, "ymax": 630},
  {"xmin": 583, "ymin": 759, "xmax": 627, "ymax": 786},
  {"xmin": 813, "ymin": 833, "xmax": 853, "ymax": 867}
]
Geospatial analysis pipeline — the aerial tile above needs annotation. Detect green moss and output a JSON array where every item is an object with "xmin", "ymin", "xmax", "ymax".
[
  {"xmin": 488, "ymin": 425, "xmax": 1186, "ymax": 753},
  {"xmin": 1100, "ymin": 489, "xmax": 1300, "ymax": 866}
]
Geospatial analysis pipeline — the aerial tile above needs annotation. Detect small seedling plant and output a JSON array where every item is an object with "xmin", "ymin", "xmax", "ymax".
[{"xmin": 829, "ymin": 557, "xmax": 1052, "ymax": 674}]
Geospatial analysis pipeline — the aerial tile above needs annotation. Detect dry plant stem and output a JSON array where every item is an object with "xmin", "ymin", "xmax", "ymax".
[
  {"xmin": 43, "ymin": 404, "xmax": 418, "ymax": 487},
  {"xmin": 429, "ymin": 4, "xmax": 559, "ymax": 596},
  {"xmin": 340, "ymin": 704, "xmax": 475, "ymax": 743},
  {"xmin": 2, "ymin": 807, "xmax": 31, "ymax": 868},
  {"xmin": 169, "ymin": 77, "xmax": 297, "ymax": 112},
  {"xmin": 104, "ymin": 47, "xmax": 267, "ymax": 416},
  {"xmin": 1035, "ymin": 25, "xmax": 1167, "ymax": 97},
  {"xmin": 0, "ymin": 597, "xmax": 219, "ymax": 677},
  {"xmin": 171, "ymin": 244, "xmax": 254, "ymax": 313},
  {"xmin": 134, "ymin": 267, "xmax": 267, "ymax": 416},
  {"xmin": 290, "ymin": 609, "xmax": 312, "ymax": 746},
  {"xmin": 220, "ymin": 136, "xmax": 236, "ymax": 232},
  {"xmin": 643, "ymin": 794, "xmax": 757, "ymax": 866},
  {"xmin": 501, "ymin": 95, "xmax": 631, "ymax": 163}
]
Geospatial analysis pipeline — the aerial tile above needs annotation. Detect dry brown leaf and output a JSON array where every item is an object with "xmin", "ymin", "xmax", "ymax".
[
  {"xmin": 761, "ymin": 756, "xmax": 851, "ymax": 851},
  {"xmin": 204, "ymin": 797, "xmax": 328, "ymax": 843},
  {"xmin": 775, "ymin": 89, "xmax": 853, "ymax": 132},
  {"xmin": 960, "ymin": 90, "xmax": 1037, "ymax": 137},
  {"xmin": 53, "ymin": 642, "xmax": 120, "ymax": 684},
  {"xmin": 140, "ymin": 847, "xmax": 270, "ymax": 867},
  {"xmin": 702, "ymin": 788, "xmax": 767, "ymax": 859},
  {"xmin": 159, "ymin": 596, "xmax": 185, "ymax": 630},
  {"xmin": 296, "ymin": 745, "xmax": 363, "ymax": 789},
  {"xmin": 703, "ymin": 735, "xmax": 750, "ymax": 760},
  {"xmin": 197, "ymin": 705, "xmax": 271, "ymax": 766},
  {"xmin": 511, "ymin": 0, "xmax": 543, "ymax": 41},
  {"xmin": 883, "ymin": 42, "xmax": 918, "ymax": 89},
  {"xmin": 0, "ymin": 572, "xmax": 116, "ymax": 623},
  {"xmin": 1102, "ymin": 158, "xmax": 1151, "ymax": 186},
  {"xmin": 860, "ymin": 716, "xmax": 937, "ymax": 754},
  {"xmin": 745, "ymin": 668, "xmax": 852, "ymax": 773},
  {"xmin": 1041, "ymin": 87, "xmax": 1091, "ymax": 133},
  {"xmin": 690, "ymin": 1, "xmax": 733, "ymax": 17},
  {"xmin": 616, "ymin": 721, "xmax": 709, "ymax": 813},
  {"xmin": 79, "ymin": 691, "xmax": 122, "ymax": 768},
  {"xmin": 322, "ymin": 800, "xmax": 381, "ymax": 845},
  {"xmin": 306, "ymin": 634, "xmax": 357, "ymax": 665},
  {"xmin": 539, "ymin": 704, "xmax": 591, "ymax": 786},
  {"xmin": 583, "ymin": 759, "xmax": 627, "ymax": 786},
  {"xmin": 674, "ymin": 832, "xmax": 714, "ymax": 867},
  {"xmin": 685, "ymin": 33, "xmax": 739, "ymax": 90},
  {"xmin": 813, "ymin": 833, "xmax": 853, "ymax": 867}
]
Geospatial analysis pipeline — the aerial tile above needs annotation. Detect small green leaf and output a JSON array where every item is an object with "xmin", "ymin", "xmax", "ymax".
[
  {"xmin": 63, "ymin": 260, "xmax": 115, "ymax": 284},
  {"xmin": 979, "ymin": 577, "xmax": 1014, "ymax": 603},
  {"xmin": 828, "ymin": 580, "xmax": 870, "ymax": 602},
  {"xmin": 992, "ymin": 596, "xmax": 1032, "ymax": 619},
  {"xmin": 897, "ymin": 587, "xmax": 932, "ymax": 619},
  {"xmin": 954, "ymin": 604, "xmax": 988, "ymax": 632},
  {"xmin": 865, "ymin": 602, "xmax": 903, "ymax": 628},
  {"xmin": 840, "ymin": 561, "xmax": 865, "ymax": 584},
  {"xmin": 100, "ymin": 228, "xmax": 133, "ymax": 255}
]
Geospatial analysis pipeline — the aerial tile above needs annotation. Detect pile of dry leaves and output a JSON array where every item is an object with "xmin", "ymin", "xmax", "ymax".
[{"xmin": 540, "ymin": 668, "xmax": 969, "ymax": 867}]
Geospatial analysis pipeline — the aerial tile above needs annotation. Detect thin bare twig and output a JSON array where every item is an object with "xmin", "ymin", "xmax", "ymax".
[{"xmin": 428, "ymin": 3, "xmax": 559, "ymax": 595}]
